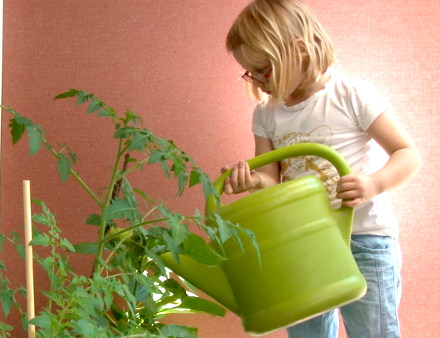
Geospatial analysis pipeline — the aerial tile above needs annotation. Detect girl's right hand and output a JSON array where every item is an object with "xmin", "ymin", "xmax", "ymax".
[{"xmin": 221, "ymin": 160, "xmax": 261, "ymax": 194}]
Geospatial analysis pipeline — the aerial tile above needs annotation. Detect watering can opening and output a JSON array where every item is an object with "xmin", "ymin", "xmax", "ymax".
[{"xmin": 162, "ymin": 143, "xmax": 367, "ymax": 335}]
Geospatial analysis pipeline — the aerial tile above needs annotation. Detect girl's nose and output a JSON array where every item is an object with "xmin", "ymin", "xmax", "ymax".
[{"xmin": 255, "ymin": 81, "xmax": 271, "ymax": 93}]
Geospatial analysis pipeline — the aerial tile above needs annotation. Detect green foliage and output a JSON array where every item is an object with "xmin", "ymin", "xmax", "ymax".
[{"xmin": 0, "ymin": 90, "xmax": 259, "ymax": 337}]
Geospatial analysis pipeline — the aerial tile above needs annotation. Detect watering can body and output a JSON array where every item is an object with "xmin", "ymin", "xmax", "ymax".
[{"xmin": 161, "ymin": 143, "xmax": 367, "ymax": 335}]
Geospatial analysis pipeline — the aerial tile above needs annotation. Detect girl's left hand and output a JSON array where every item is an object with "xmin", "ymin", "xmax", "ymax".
[{"xmin": 336, "ymin": 174, "xmax": 377, "ymax": 207}]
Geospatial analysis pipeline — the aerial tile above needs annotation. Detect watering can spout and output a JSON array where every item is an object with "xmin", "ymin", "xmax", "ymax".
[{"xmin": 160, "ymin": 252, "xmax": 239, "ymax": 314}]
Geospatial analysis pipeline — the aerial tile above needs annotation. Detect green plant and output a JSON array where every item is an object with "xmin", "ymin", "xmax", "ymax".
[{"xmin": 0, "ymin": 90, "xmax": 258, "ymax": 337}]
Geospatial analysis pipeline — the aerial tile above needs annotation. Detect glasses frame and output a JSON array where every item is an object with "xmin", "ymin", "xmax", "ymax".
[{"xmin": 241, "ymin": 68, "xmax": 272, "ymax": 84}]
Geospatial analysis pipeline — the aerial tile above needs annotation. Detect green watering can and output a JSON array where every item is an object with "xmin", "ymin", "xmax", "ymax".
[{"xmin": 161, "ymin": 143, "xmax": 367, "ymax": 335}]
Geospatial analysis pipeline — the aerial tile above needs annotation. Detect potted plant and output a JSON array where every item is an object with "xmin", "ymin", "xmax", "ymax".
[{"xmin": 0, "ymin": 90, "xmax": 257, "ymax": 337}]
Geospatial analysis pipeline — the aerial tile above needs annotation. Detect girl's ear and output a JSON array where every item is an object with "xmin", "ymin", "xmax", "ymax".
[{"xmin": 295, "ymin": 39, "xmax": 308, "ymax": 58}]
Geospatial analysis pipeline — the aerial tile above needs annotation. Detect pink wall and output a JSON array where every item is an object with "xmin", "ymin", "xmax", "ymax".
[{"xmin": 1, "ymin": 0, "xmax": 439, "ymax": 336}]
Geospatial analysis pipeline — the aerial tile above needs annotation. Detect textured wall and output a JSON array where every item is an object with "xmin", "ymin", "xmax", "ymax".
[{"xmin": 1, "ymin": 0, "xmax": 439, "ymax": 336}]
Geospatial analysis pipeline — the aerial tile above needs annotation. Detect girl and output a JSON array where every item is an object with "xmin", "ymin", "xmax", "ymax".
[{"xmin": 223, "ymin": 0, "xmax": 421, "ymax": 337}]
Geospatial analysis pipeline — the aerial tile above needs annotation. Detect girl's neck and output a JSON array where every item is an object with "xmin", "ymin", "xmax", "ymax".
[{"xmin": 284, "ymin": 71, "xmax": 330, "ymax": 107}]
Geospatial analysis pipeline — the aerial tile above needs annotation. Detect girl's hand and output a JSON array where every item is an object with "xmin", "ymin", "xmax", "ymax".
[
  {"xmin": 221, "ymin": 160, "xmax": 261, "ymax": 194},
  {"xmin": 336, "ymin": 174, "xmax": 378, "ymax": 207}
]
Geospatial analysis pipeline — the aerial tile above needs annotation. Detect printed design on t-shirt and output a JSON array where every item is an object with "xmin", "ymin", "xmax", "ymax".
[{"xmin": 273, "ymin": 125, "xmax": 339, "ymax": 203}]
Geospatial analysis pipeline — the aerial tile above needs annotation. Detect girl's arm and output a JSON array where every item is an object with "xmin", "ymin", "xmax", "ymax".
[
  {"xmin": 223, "ymin": 135, "xmax": 280, "ymax": 194},
  {"xmin": 336, "ymin": 110, "xmax": 421, "ymax": 207}
]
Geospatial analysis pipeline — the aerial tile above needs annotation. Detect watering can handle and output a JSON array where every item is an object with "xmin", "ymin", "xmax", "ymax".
[{"xmin": 206, "ymin": 143, "xmax": 352, "ymax": 216}]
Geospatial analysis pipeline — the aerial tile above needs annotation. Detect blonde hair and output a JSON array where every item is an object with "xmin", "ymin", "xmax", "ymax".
[{"xmin": 226, "ymin": 0, "xmax": 335, "ymax": 104}]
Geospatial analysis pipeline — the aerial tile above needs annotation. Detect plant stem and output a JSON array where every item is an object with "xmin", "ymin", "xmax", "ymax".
[
  {"xmin": 93, "ymin": 138, "xmax": 125, "ymax": 274},
  {"xmin": 102, "ymin": 217, "xmax": 167, "ymax": 243},
  {"xmin": 69, "ymin": 170, "xmax": 102, "ymax": 206},
  {"xmin": 41, "ymin": 138, "xmax": 102, "ymax": 207},
  {"xmin": 47, "ymin": 235, "xmax": 57, "ymax": 313},
  {"xmin": 115, "ymin": 156, "xmax": 150, "ymax": 182}
]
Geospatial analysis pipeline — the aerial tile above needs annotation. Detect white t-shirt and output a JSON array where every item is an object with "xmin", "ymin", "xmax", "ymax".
[{"xmin": 252, "ymin": 68, "xmax": 398, "ymax": 237}]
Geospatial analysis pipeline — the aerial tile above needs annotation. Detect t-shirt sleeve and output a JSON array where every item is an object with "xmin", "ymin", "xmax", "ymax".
[
  {"xmin": 252, "ymin": 104, "xmax": 270, "ymax": 138},
  {"xmin": 350, "ymin": 80, "xmax": 392, "ymax": 131}
]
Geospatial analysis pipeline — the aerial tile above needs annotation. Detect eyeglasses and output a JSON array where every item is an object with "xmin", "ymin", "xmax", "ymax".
[{"xmin": 241, "ymin": 68, "xmax": 272, "ymax": 84}]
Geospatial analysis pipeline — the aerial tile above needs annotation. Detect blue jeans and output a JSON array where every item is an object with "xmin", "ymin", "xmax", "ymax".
[{"xmin": 286, "ymin": 235, "xmax": 402, "ymax": 338}]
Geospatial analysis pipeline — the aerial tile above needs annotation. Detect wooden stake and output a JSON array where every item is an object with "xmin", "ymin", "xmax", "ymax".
[{"xmin": 23, "ymin": 180, "xmax": 35, "ymax": 338}]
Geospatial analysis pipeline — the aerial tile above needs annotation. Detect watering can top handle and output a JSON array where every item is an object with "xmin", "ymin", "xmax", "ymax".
[{"xmin": 206, "ymin": 143, "xmax": 352, "ymax": 216}]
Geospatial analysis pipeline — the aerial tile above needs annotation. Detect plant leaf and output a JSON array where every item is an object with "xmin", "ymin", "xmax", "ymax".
[
  {"xmin": 28, "ymin": 313, "xmax": 53, "ymax": 329},
  {"xmin": 87, "ymin": 96, "xmax": 102, "ymax": 114},
  {"xmin": 159, "ymin": 324, "xmax": 198, "ymax": 338},
  {"xmin": 0, "ymin": 321, "xmax": 13, "ymax": 331},
  {"xmin": 183, "ymin": 234, "xmax": 225, "ymax": 266},
  {"xmin": 85, "ymin": 214, "xmax": 101, "ymax": 226},
  {"xmin": 114, "ymin": 126, "xmax": 136, "ymax": 139},
  {"xmin": 162, "ymin": 231, "xmax": 180, "ymax": 263},
  {"xmin": 103, "ymin": 198, "xmax": 137, "ymax": 221},
  {"xmin": 162, "ymin": 278, "xmax": 186, "ymax": 298},
  {"xmin": 30, "ymin": 233, "xmax": 51, "ymax": 247},
  {"xmin": 121, "ymin": 196, "xmax": 142, "ymax": 225},
  {"xmin": 97, "ymin": 109, "xmax": 114, "ymax": 117},
  {"xmin": 158, "ymin": 205, "xmax": 189, "ymax": 246},
  {"xmin": 179, "ymin": 296, "xmax": 226, "ymax": 317},
  {"xmin": 72, "ymin": 319, "xmax": 97, "ymax": 336},
  {"xmin": 11, "ymin": 232, "xmax": 25, "ymax": 259},
  {"xmin": 0, "ymin": 285, "xmax": 13, "ymax": 317},
  {"xmin": 57, "ymin": 154, "xmax": 71, "ymax": 182},
  {"xmin": 8, "ymin": 118, "xmax": 26, "ymax": 144},
  {"xmin": 73, "ymin": 242, "xmax": 98, "ymax": 255},
  {"xmin": 60, "ymin": 238, "xmax": 76, "ymax": 252},
  {"xmin": 243, "ymin": 229, "xmax": 261, "ymax": 266},
  {"xmin": 32, "ymin": 214, "xmax": 49, "ymax": 225},
  {"xmin": 129, "ymin": 130, "xmax": 153, "ymax": 151},
  {"xmin": 189, "ymin": 169, "xmax": 201, "ymax": 187},
  {"xmin": 214, "ymin": 214, "xmax": 232, "ymax": 244},
  {"xmin": 26, "ymin": 125, "xmax": 42, "ymax": 156},
  {"xmin": 77, "ymin": 91, "xmax": 91, "ymax": 105},
  {"xmin": 120, "ymin": 109, "xmax": 142, "ymax": 126},
  {"xmin": 0, "ymin": 234, "xmax": 5, "ymax": 252},
  {"xmin": 53, "ymin": 89, "xmax": 80, "ymax": 100},
  {"xmin": 133, "ymin": 188, "xmax": 154, "ymax": 204}
]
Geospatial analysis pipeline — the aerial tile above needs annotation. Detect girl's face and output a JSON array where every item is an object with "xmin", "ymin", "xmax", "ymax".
[
  {"xmin": 233, "ymin": 45, "xmax": 306, "ymax": 102},
  {"xmin": 233, "ymin": 47, "xmax": 272, "ymax": 94}
]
